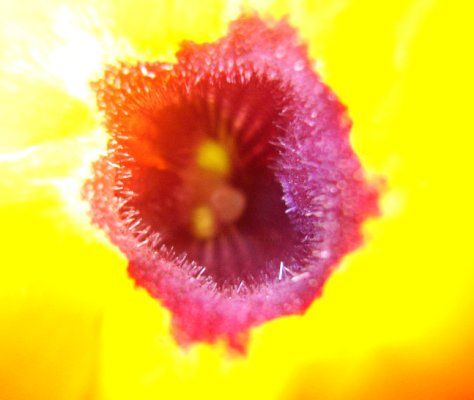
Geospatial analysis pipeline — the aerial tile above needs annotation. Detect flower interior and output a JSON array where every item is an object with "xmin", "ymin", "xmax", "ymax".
[
  {"xmin": 119, "ymin": 76, "xmax": 301, "ymax": 288},
  {"xmin": 86, "ymin": 16, "xmax": 379, "ymax": 346}
]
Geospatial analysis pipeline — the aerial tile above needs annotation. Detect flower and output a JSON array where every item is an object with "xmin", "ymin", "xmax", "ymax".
[
  {"xmin": 1, "ymin": 0, "xmax": 474, "ymax": 400},
  {"xmin": 86, "ymin": 15, "xmax": 378, "ymax": 346}
]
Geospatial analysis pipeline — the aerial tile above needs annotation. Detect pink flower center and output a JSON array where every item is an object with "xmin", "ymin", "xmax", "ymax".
[{"xmin": 85, "ymin": 15, "xmax": 379, "ymax": 346}]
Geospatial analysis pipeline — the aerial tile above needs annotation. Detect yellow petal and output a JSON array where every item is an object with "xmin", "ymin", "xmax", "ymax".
[{"xmin": 0, "ymin": 0, "xmax": 473, "ymax": 399}]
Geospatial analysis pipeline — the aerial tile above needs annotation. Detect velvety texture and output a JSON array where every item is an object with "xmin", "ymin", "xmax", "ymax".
[{"xmin": 86, "ymin": 15, "xmax": 378, "ymax": 346}]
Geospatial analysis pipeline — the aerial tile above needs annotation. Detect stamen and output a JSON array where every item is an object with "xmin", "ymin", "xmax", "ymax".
[
  {"xmin": 191, "ymin": 205, "xmax": 216, "ymax": 239},
  {"xmin": 196, "ymin": 139, "xmax": 230, "ymax": 176}
]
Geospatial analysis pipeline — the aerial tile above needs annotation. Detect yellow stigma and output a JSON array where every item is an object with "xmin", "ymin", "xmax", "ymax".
[
  {"xmin": 191, "ymin": 205, "xmax": 217, "ymax": 239},
  {"xmin": 196, "ymin": 140, "xmax": 230, "ymax": 175}
]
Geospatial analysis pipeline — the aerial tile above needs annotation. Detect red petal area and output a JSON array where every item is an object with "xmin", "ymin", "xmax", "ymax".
[{"xmin": 86, "ymin": 16, "xmax": 379, "ymax": 346}]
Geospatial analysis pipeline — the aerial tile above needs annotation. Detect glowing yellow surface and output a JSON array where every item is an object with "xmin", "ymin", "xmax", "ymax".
[
  {"xmin": 196, "ymin": 139, "xmax": 231, "ymax": 175},
  {"xmin": 0, "ymin": 0, "xmax": 473, "ymax": 399}
]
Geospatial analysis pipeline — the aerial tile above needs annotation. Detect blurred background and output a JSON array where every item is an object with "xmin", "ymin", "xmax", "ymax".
[{"xmin": 0, "ymin": 0, "xmax": 473, "ymax": 399}]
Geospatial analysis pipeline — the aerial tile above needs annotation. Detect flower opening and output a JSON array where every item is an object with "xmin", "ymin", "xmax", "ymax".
[{"xmin": 86, "ymin": 15, "xmax": 379, "ymax": 346}]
